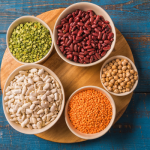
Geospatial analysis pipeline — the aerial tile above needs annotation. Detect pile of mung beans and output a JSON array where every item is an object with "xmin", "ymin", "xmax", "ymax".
[
  {"xmin": 101, "ymin": 58, "xmax": 138, "ymax": 94},
  {"xmin": 9, "ymin": 22, "xmax": 52, "ymax": 63}
]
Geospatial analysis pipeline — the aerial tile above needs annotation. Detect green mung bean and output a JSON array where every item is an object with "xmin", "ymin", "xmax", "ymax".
[{"xmin": 9, "ymin": 22, "xmax": 52, "ymax": 63}]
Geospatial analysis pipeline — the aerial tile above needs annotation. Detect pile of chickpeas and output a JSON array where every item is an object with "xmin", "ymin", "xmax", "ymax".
[{"xmin": 101, "ymin": 58, "xmax": 138, "ymax": 94}]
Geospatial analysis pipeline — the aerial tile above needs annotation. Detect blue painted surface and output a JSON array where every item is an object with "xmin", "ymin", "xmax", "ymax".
[{"xmin": 0, "ymin": 0, "xmax": 150, "ymax": 149}]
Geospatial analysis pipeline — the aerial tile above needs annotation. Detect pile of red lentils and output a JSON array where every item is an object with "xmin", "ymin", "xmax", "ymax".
[{"xmin": 68, "ymin": 89, "xmax": 112, "ymax": 134}]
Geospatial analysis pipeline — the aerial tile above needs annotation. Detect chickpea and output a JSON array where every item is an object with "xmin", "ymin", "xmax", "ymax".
[
  {"xmin": 120, "ymin": 82, "xmax": 125, "ymax": 87},
  {"xmin": 123, "ymin": 73, "xmax": 126, "ymax": 78},
  {"xmin": 122, "ymin": 66, "xmax": 127, "ymax": 71},
  {"xmin": 131, "ymin": 79, "xmax": 135, "ymax": 83},
  {"xmin": 126, "ymin": 88, "xmax": 130, "ymax": 92},
  {"xmin": 130, "ymin": 70, "xmax": 135, "ymax": 74},
  {"xmin": 107, "ymin": 86, "xmax": 112, "ymax": 91},
  {"xmin": 107, "ymin": 66, "xmax": 112, "ymax": 70},
  {"xmin": 124, "ymin": 59, "xmax": 128, "ymax": 63},
  {"xmin": 101, "ymin": 78, "xmax": 105, "ymax": 83},
  {"xmin": 118, "ymin": 70, "xmax": 122, "ymax": 74},
  {"xmin": 109, "ymin": 76, "xmax": 113, "ymax": 80},
  {"xmin": 127, "ymin": 81, "xmax": 131, "ymax": 85},
  {"xmin": 130, "ymin": 75, "xmax": 133, "ymax": 79},
  {"xmin": 113, "ymin": 85, "xmax": 118, "ymax": 90},
  {"xmin": 134, "ymin": 76, "xmax": 138, "ymax": 80},
  {"xmin": 112, "ymin": 65, "xmax": 116, "ymax": 69},
  {"xmin": 118, "ymin": 61, "xmax": 122, "ymax": 65},
  {"xmin": 119, "ymin": 74, "xmax": 123, "ymax": 78},
  {"xmin": 127, "ymin": 65, "xmax": 131, "ymax": 69},
  {"xmin": 109, "ymin": 62, "xmax": 113, "ymax": 67},
  {"xmin": 114, "ymin": 89, "xmax": 119, "ymax": 93},
  {"xmin": 122, "ymin": 89, "xmax": 126, "ymax": 93},
  {"xmin": 114, "ymin": 76, "xmax": 118, "ymax": 80},
  {"xmin": 102, "ymin": 74, "xmax": 106, "ymax": 78},
  {"xmin": 102, "ymin": 68, "xmax": 107, "ymax": 72},
  {"xmin": 118, "ymin": 65, "xmax": 122, "ymax": 70},
  {"xmin": 109, "ymin": 69, "xmax": 113, "ymax": 73},
  {"xmin": 104, "ymin": 82, "xmax": 109, "ymax": 87},
  {"xmin": 122, "ymin": 61, "xmax": 127, "ymax": 66},
  {"xmin": 110, "ymin": 79, "xmax": 115, "ymax": 84},
  {"xmin": 111, "ymin": 71, "xmax": 116, "ymax": 76},
  {"xmin": 134, "ymin": 71, "xmax": 138, "ymax": 75},
  {"xmin": 118, "ymin": 86, "xmax": 122, "ymax": 90},
  {"xmin": 125, "ymin": 78, "xmax": 129, "ymax": 82},
  {"xmin": 114, "ymin": 69, "xmax": 118, "ymax": 73},
  {"xmin": 126, "ymin": 69, "xmax": 130, "ymax": 72},
  {"xmin": 114, "ymin": 81, "xmax": 119, "ymax": 85},
  {"xmin": 115, "ymin": 59, "xmax": 120, "ymax": 62},
  {"xmin": 106, "ymin": 78, "xmax": 109, "ymax": 82},
  {"xmin": 114, "ymin": 62, "xmax": 118, "ymax": 66},
  {"xmin": 126, "ymin": 72, "xmax": 130, "ymax": 77},
  {"xmin": 118, "ymin": 79, "xmax": 122, "ymax": 83},
  {"xmin": 106, "ymin": 72, "xmax": 111, "ymax": 77},
  {"xmin": 109, "ymin": 83, "xmax": 113, "ymax": 87},
  {"xmin": 126, "ymin": 84, "xmax": 131, "ymax": 88},
  {"xmin": 112, "ymin": 60, "xmax": 116, "ymax": 63}
]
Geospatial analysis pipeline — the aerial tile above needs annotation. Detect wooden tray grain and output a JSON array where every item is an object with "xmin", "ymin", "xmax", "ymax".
[{"xmin": 1, "ymin": 8, "xmax": 134, "ymax": 143}]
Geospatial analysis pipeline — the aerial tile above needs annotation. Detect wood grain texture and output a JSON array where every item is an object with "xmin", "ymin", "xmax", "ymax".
[{"xmin": 1, "ymin": 8, "xmax": 134, "ymax": 143}]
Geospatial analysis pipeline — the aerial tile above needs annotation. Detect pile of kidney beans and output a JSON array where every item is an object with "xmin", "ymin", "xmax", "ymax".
[{"xmin": 56, "ymin": 9, "xmax": 114, "ymax": 64}]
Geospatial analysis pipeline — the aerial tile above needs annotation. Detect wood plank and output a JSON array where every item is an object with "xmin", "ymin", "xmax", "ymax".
[
  {"xmin": 0, "ymin": 32, "xmax": 150, "ymax": 92},
  {"xmin": 0, "ymin": 91, "xmax": 149, "ymax": 149},
  {"xmin": 0, "ymin": 0, "xmax": 149, "ymax": 33}
]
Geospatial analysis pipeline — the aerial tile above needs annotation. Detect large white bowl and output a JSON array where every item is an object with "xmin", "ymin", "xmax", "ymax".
[
  {"xmin": 6, "ymin": 16, "xmax": 54, "ymax": 64},
  {"xmin": 53, "ymin": 2, "xmax": 116, "ymax": 67},
  {"xmin": 100, "ymin": 55, "xmax": 139, "ymax": 96},
  {"xmin": 3, "ymin": 64, "xmax": 65, "ymax": 134},
  {"xmin": 65, "ymin": 86, "xmax": 116, "ymax": 140}
]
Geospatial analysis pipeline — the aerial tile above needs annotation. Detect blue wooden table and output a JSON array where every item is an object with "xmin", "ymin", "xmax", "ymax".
[{"xmin": 0, "ymin": 0, "xmax": 150, "ymax": 149}]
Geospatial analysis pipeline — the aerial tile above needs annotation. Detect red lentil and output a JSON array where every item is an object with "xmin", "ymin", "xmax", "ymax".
[{"xmin": 68, "ymin": 89, "xmax": 112, "ymax": 134}]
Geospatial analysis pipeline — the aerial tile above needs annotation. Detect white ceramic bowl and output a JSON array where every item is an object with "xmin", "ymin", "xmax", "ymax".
[
  {"xmin": 3, "ymin": 64, "xmax": 65, "ymax": 134},
  {"xmin": 53, "ymin": 2, "xmax": 116, "ymax": 67},
  {"xmin": 65, "ymin": 86, "xmax": 116, "ymax": 139},
  {"xmin": 100, "ymin": 55, "xmax": 139, "ymax": 96},
  {"xmin": 6, "ymin": 16, "xmax": 54, "ymax": 64}
]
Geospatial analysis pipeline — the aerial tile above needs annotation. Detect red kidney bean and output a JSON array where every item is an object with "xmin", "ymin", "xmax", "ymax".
[
  {"xmin": 86, "ymin": 55, "xmax": 90, "ymax": 59},
  {"xmin": 84, "ymin": 45, "xmax": 92, "ymax": 49},
  {"xmin": 101, "ymin": 51, "xmax": 106, "ymax": 56},
  {"xmin": 108, "ymin": 32, "xmax": 114, "ymax": 40},
  {"xmin": 104, "ymin": 20, "xmax": 109, "ymax": 24},
  {"xmin": 76, "ymin": 36, "xmax": 83, "ymax": 41},
  {"xmin": 85, "ymin": 24, "xmax": 91, "ymax": 31},
  {"xmin": 103, "ymin": 45, "xmax": 111, "ymax": 51},
  {"xmin": 73, "ymin": 52, "xmax": 78, "ymax": 56},
  {"xmin": 89, "ymin": 34, "xmax": 92, "ymax": 40},
  {"xmin": 98, "ymin": 22, "xmax": 103, "ymax": 27},
  {"xmin": 85, "ymin": 19, "xmax": 90, "ymax": 26},
  {"xmin": 94, "ymin": 28, "xmax": 100, "ymax": 33},
  {"xmin": 107, "ymin": 24, "xmax": 112, "ymax": 30},
  {"xmin": 86, "ymin": 40, "xmax": 91, "ymax": 46},
  {"xmin": 102, "ymin": 33, "xmax": 106, "ymax": 41},
  {"xmin": 58, "ymin": 33, "xmax": 64, "ymax": 36},
  {"xmin": 63, "ymin": 33, "xmax": 70, "ymax": 38},
  {"xmin": 84, "ymin": 51, "xmax": 88, "ymax": 55},
  {"xmin": 90, "ymin": 56, "xmax": 93, "ymax": 63},
  {"xmin": 102, "ymin": 24, "xmax": 107, "ymax": 30},
  {"xmin": 89, "ymin": 51, "xmax": 95, "ymax": 55},
  {"xmin": 90, "ymin": 16, "xmax": 94, "ymax": 23},
  {"xmin": 77, "ymin": 22, "xmax": 84, "ymax": 26},
  {"xmin": 98, "ymin": 43, "xmax": 101, "ymax": 49},
  {"xmin": 56, "ymin": 25, "xmax": 63, "ymax": 29},
  {"xmin": 83, "ymin": 14, "xmax": 89, "ymax": 22},
  {"xmin": 66, "ymin": 52, "xmax": 72, "ymax": 54},
  {"xmin": 66, "ymin": 14, "xmax": 72, "ymax": 19},
  {"xmin": 110, "ymin": 38, "xmax": 114, "ymax": 42},
  {"xmin": 58, "ymin": 29, "xmax": 63, "ymax": 33},
  {"xmin": 66, "ymin": 54, "xmax": 73, "ymax": 60},
  {"xmin": 84, "ymin": 57, "xmax": 90, "ymax": 63},
  {"xmin": 72, "ymin": 29, "xmax": 78, "ymax": 35},
  {"xmin": 93, "ymin": 55, "xmax": 98, "ymax": 61},
  {"xmin": 69, "ymin": 17, "xmax": 73, "ymax": 24},
  {"xmin": 70, "ymin": 43, "xmax": 74, "ymax": 51},
  {"xmin": 79, "ymin": 52, "xmax": 84, "ymax": 55},
  {"xmin": 91, "ymin": 24, "xmax": 98, "ymax": 28},
  {"xmin": 66, "ymin": 38, "xmax": 72, "ymax": 47},
  {"xmin": 72, "ymin": 12, "xmax": 76, "ymax": 18},
  {"xmin": 91, "ymin": 43, "xmax": 96, "ymax": 48},
  {"xmin": 78, "ymin": 58, "xmax": 84, "ymax": 63},
  {"xmin": 87, "ymin": 48, "xmax": 95, "ymax": 51},
  {"xmin": 97, "ymin": 32, "xmax": 102, "ymax": 40},
  {"xmin": 104, "ymin": 40, "xmax": 111, "ymax": 45},
  {"xmin": 73, "ymin": 40, "xmax": 78, "ymax": 44},
  {"xmin": 95, "ymin": 53, "xmax": 101, "ymax": 59},
  {"xmin": 75, "ymin": 9, "xmax": 79, "ymax": 15},
  {"xmin": 101, "ymin": 43, "xmax": 107, "ymax": 47},
  {"xmin": 81, "ymin": 48, "xmax": 84, "ymax": 52},
  {"xmin": 73, "ymin": 55, "xmax": 78, "ymax": 62},
  {"xmin": 77, "ymin": 30, "xmax": 83, "ymax": 37},
  {"xmin": 92, "ymin": 36, "xmax": 97, "ymax": 40},
  {"xmin": 74, "ymin": 44, "xmax": 77, "ymax": 52},
  {"xmin": 92, "ymin": 33, "xmax": 99, "ymax": 36},
  {"xmin": 79, "ymin": 55, "xmax": 84, "ymax": 58}
]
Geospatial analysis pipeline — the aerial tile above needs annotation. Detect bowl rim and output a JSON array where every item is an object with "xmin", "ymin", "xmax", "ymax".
[
  {"xmin": 6, "ymin": 15, "xmax": 54, "ymax": 64},
  {"xmin": 3, "ymin": 64, "xmax": 65, "ymax": 134},
  {"xmin": 100, "ymin": 55, "xmax": 139, "ymax": 96},
  {"xmin": 53, "ymin": 2, "xmax": 116, "ymax": 67},
  {"xmin": 65, "ymin": 85, "xmax": 116, "ymax": 139}
]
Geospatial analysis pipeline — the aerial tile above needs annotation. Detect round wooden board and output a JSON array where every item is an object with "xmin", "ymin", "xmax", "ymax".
[{"xmin": 1, "ymin": 8, "xmax": 134, "ymax": 143}]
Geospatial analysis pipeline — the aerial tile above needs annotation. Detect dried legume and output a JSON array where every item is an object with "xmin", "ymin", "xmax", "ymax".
[
  {"xmin": 9, "ymin": 22, "xmax": 52, "ymax": 63},
  {"xmin": 68, "ymin": 89, "xmax": 112, "ymax": 134}
]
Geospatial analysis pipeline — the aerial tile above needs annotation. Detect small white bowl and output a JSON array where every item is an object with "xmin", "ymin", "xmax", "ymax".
[
  {"xmin": 3, "ymin": 64, "xmax": 65, "ymax": 134},
  {"xmin": 53, "ymin": 2, "xmax": 116, "ymax": 67},
  {"xmin": 100, "ymin": 55, "xmax": 138, "ymax": 96},
  {"xmin": 6, "ymin": 16, "xmax": 54, "ymax": 64},
  {"xmin": 65, "ymin": 86, "xmax": 116, "ymax": 140}
]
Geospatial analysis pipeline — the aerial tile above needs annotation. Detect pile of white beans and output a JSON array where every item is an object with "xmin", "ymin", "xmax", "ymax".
[
  {"xmin": 4, "ymin": 68, "xmax": 63, "ymax": 129},
  {"xmin": 101, "ymin": 58, "xmax": 138, "ymax": 94}
]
